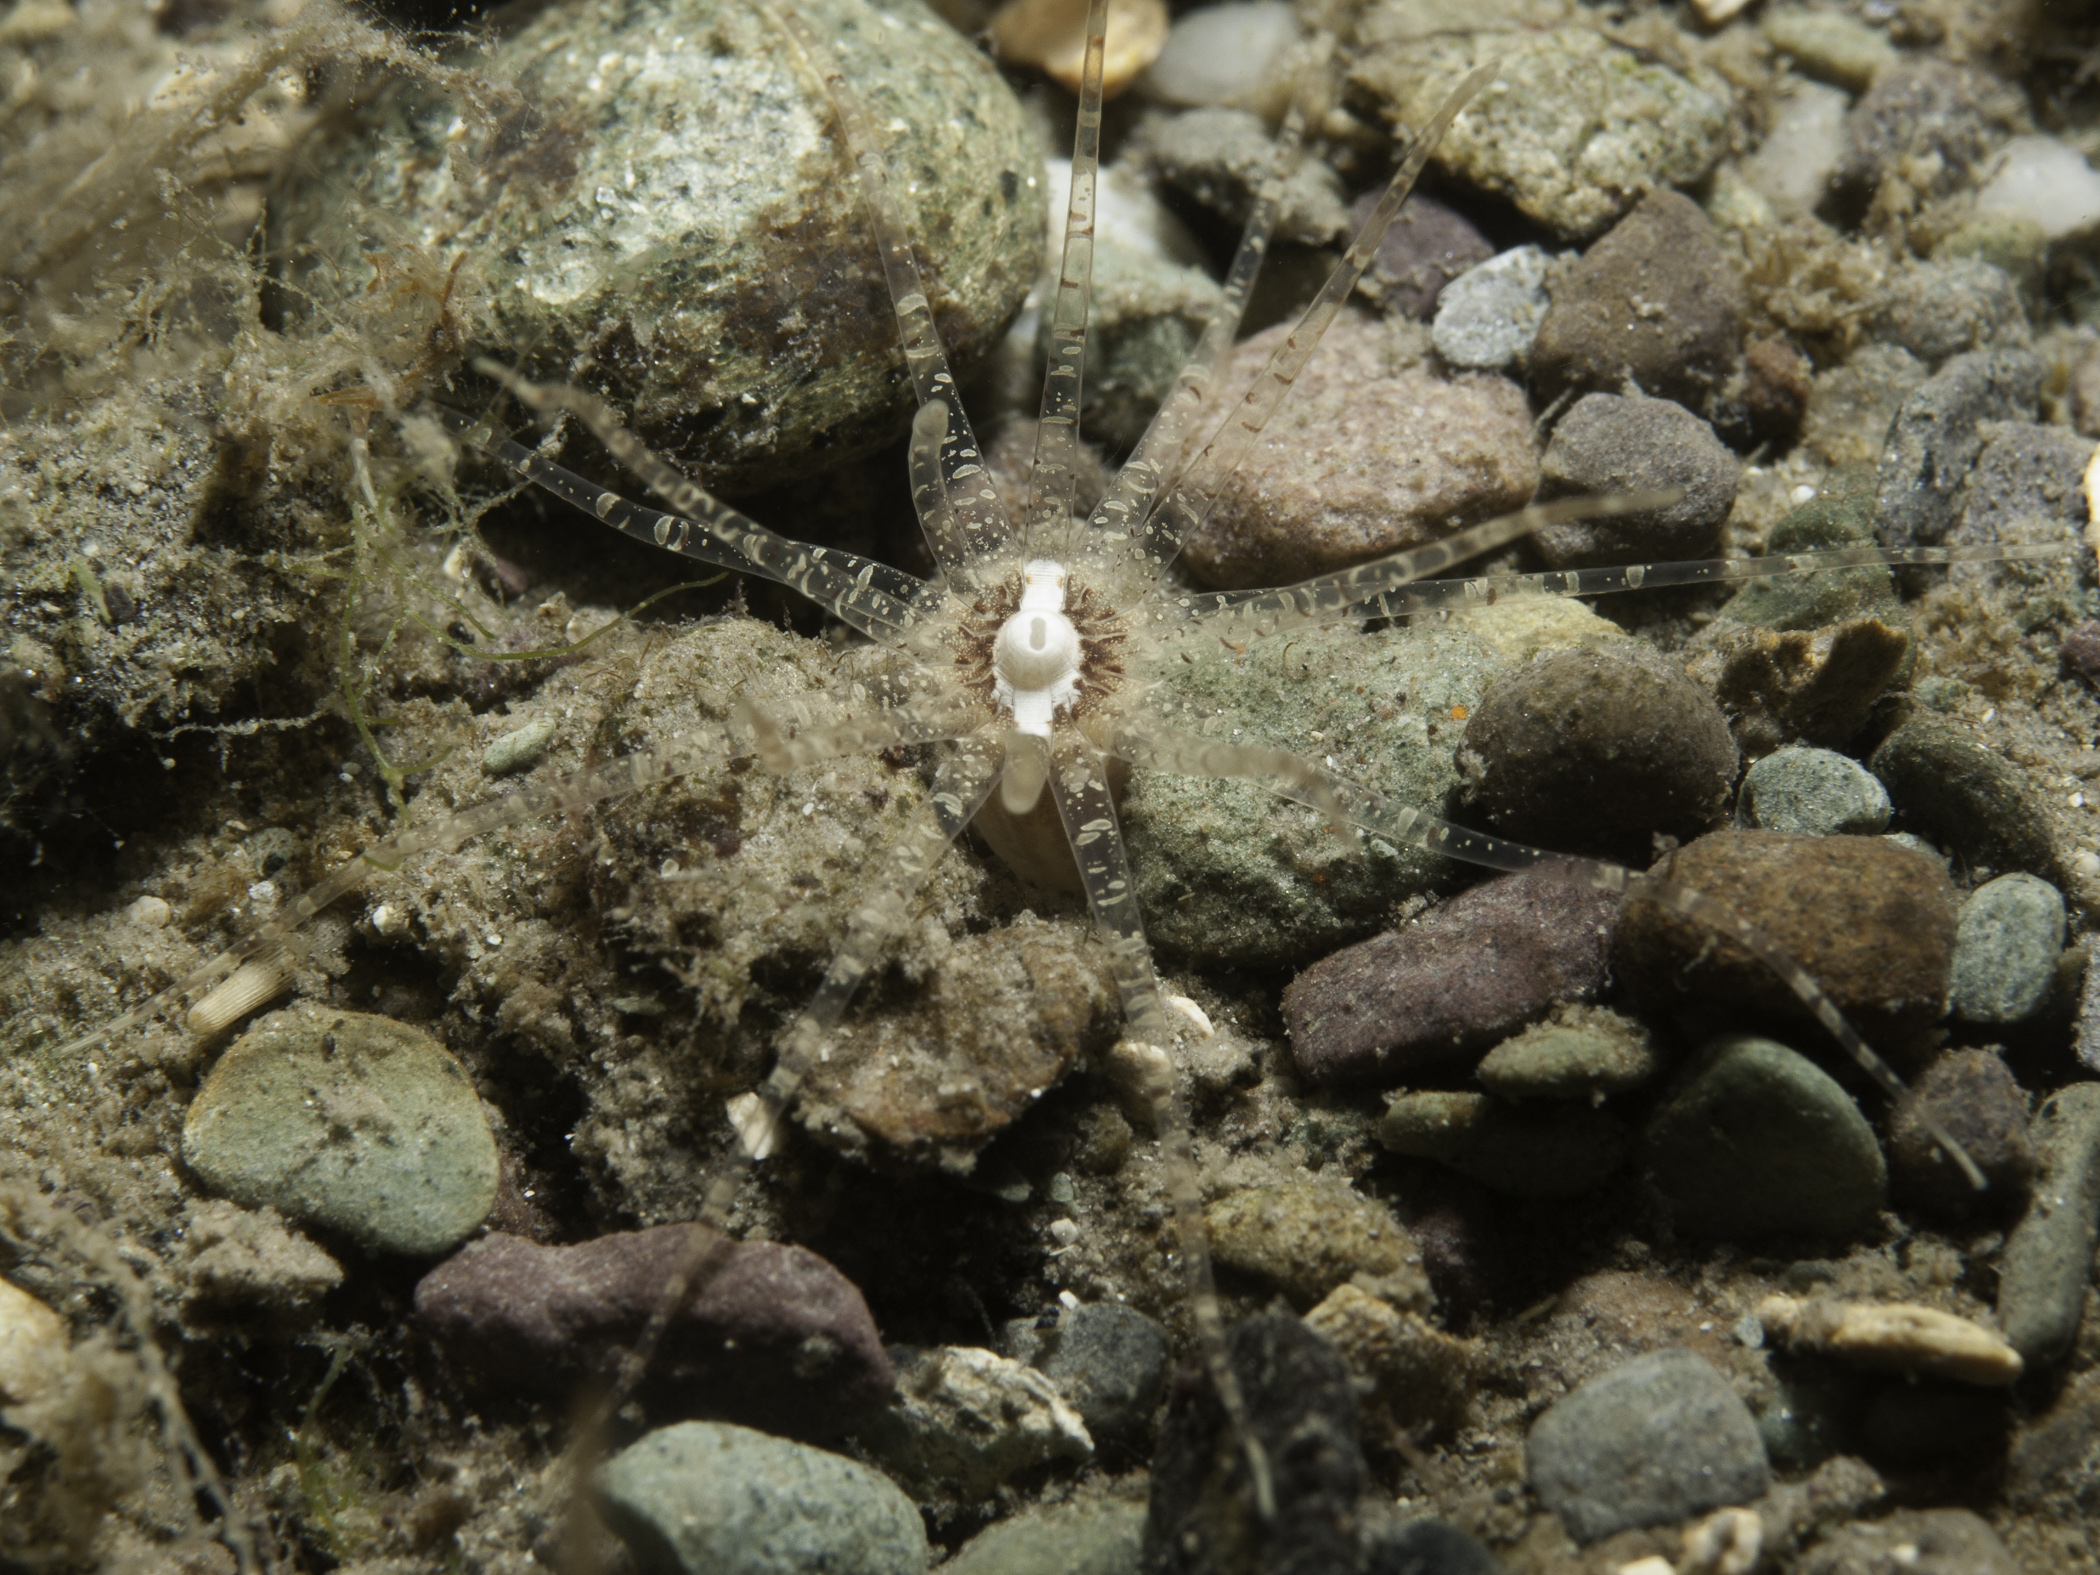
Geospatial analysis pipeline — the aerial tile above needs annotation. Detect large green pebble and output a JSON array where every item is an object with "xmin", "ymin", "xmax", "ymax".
[{"xmin": 183, "ymin": 1005, "xmax": 498, "ymax": 1257}]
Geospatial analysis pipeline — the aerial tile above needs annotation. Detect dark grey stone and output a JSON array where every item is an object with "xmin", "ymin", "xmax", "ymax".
[
  {"xmin": 1721, "ymin": 474, "xmax": 1903, "ymax": 631},
  {"xmin": 1526, "ymin": 1349, "xmax": 1769, "ymax": 1545},
  {"xmin": 1869, "ymin": 714, "xmax": 2057, "ymax": 879},
  {"xmin": 1146, "ymin": 107, "xmax": 1350, "ymax": 247},
  {"xmin": 948, "ymin": 1501, "xmax": 1144, "ymax": 1575},
  {"xmin": 1888, "ymin": 1048, "xmax": 2036, "ymax": 1215},
  {"xmin": 1531, "ymin": 393, "xmax": 1739, "ymax": 570},
  {"xmin": 1951, "ymin": 873, "xmax": 2067, "ymax": 1024},
  {"xmin": 1643, "ymin": 1035, "xmax": 1887, "ymax": 1240},
  {"xmin": 1998, "ymin": 1082, "xmax": 2100, "ymax": 1365},
  {"xmin": 1360, "ymin": 1517, "xmax": 1505, "ymax": 1575},
  {"xmin": 1011, "ymin": 1302, "xmax": 1170, "ymax": 1446},
  {"xmin": 1873, "ymin": 346, "xmax": 2043, "ymax": 553},
  {"xmin": 1869, "ymin": 256, "xmax": 2026, "ymax": 366}
]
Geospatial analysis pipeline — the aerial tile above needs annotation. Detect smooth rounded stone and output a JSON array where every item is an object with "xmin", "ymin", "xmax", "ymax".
[
  {"xmin": 1872, "ymin": 346, "xmax": 2043, "ymax": 553},
  {"xmin": 1360, "ymin": 1518, "xmax": 1504, "ymax": 1575},
  {"xmin": 1140, "ymin": 0, "xmax": 1298, "ymax": 108},
  {"xmin": 1205, "ymin": 1176, "xmax": 1431, "ymax": 1310},
  {"xmin": 1696, "ymin": 618, "xmax": 1911, "ymax": 757},
  {"xmin": 1284, "ymin": 864, "xmax": 1620, "ymax": 1086},
  {"xmin": 1759, "ymin": 6, "xmax": 1897, "ymax": 90},
  {"xmin": 1796, "ymin": 1508, "xmax": 2020, "ymax": 1575},
  {"xmin": 792, "ymin": 914, "xmax": 1117, "ymax": 1170},
  {"xmin": 1997, "ymin": 1082, "xmax": 2100, "ymax": 1365},
  {"xmin": 1475, "ymin": 1006, "xmax": 1661, "ymax": 1099},
  {"xmin": 1976, "ymin": 134, "xmax": 2100, "ymax": 239},
  {"xmin": 945, "ymin": 1500, "xmax": 1144, "ymax": 1575},
  {"xmin": 1615, "ymin": 829, "xmax": 1958, "ymax": 1050},
  {"xmin": 1644, "ymin": 1035, "xmax": 1888, "ymax": 1240},
  {"xmin": 1143, "ymin": 1313, "xmax": 1366, "ymax": 1575},
  {"xmin": 285, "ymin": 0, "xmax": 1041, "ymax": 493},
  {"xmin": 1144, "ymin": 108, "xmax": 1348, "ymax": 246},
  {"xmin": 1869, "ymin": 257, "xmax": 2025, "ymax": 367},
  {"xmin": 1304, "ymin": 1282, "xmax": 1478, "ymax": 1438},
  {"xmin": 413, "ymin": 1226, "xmax": 893, "ymax": 1440},
  {"xmin": 1178, "ymin": 307, "xmax": 1538, "ymax": 588},
  {"xmin": 481, "ymin": 715, "xmax": 557, "ymax": 777},
  {"xmin": 0, "ymin": 1275, "xmax": 68, "ymax": 1407},
  {"xmin": 1719, "ymin": 476, "xmax": 1902, "ymax": 632},
  {"xmin": 1740, "ymin": 79, "xmax": 1851, "ymax": 219},
  {"xmin": 595, "ymin": 1421, "xmax": 927, "ymax": 1575},
  {"xmin": 1005, "ymin": 1302, "xmax": 1169, "ymax": 1445},
  {"xmin": 1124, "ymin": 621, "xmax": 1508, "ymax": 967},
  {"xmin": 1889, "ymin": 1049, "xmax": 2036, "ymax": 1214},
  {"xmin": 1951, "ymin": 873, "xmax": 2067, "ymax": 1025},
  {"xmin": 1531, "ymin": 393, "xmax": 1739, "ymax": 569},
  {"xmin": 1829, "ymin": 60, "xmax": 2021, "ymax": 219},
  {"xmin": 1377, "ymin": 1091, "xmax": 1628, "ymax": 1198},
  {"xmin": 1347, "ymin": 26, "xmax": 1727, "ymax": 239},
  {"xmin": 1359, "ymin": 192, "xmax": 1494, "ymax": 322},
  {"xmin": 1526, "ymin": 1349, "xmax": 1770, "ymax": 1545},
  {"xmin": 1737, "ymin": 747, "xmax": 1892, "ymax": 837},
  {"xmin": 1528, "ymin": 189, "xmax": 1745, "ymax": 417},
  {"xmin": 1947, "ymin": 419, "xmax": 2097, "ymax": 602},
  {"xmin": 1868, "ymin": 715, "xmax": 2057, "ymax": 879},
  {"xmin": 863, "ymin": 1345, "xmax": 1092, "ymax": 1500},
  {"xmin": 182, "ymin": 1004, "xmax": 497, "ymax": 1257},
  {"xmin": 1431, "ymin": 245, "xmax": 1552, "ymax": 371},
  {"xmin": 1456, "ymin": 644, "xmax": 1739, "ymax": 853}
]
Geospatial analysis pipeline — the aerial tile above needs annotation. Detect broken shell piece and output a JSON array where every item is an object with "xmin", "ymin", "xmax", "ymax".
[
  {"xmin": 1681, "ymin": 1505, "xmax": 1762, "ymax": 1575},
  {"xmin": 186, "ymin": 956, "xmax": 291, "ymax": 1038},
  {"xmin": 990, "ymin": 0, "xmax": 1167, "ymax": 98},
  {"xmin": 2085, "ymin": 439, "xmax": 2100, "ymax": 559},
  {"xmin": 1689, "ymin": 0, "xmax": 1754, "ymax": 25},
  {"xmin": 1755, "ymin": 1293, "xmax": 2023, "ymax": 1386},
  {"xmin": 727, "ymin": 1091, "xmax": 784, "ymax": 1161},
  {"xmin": 1166, "ymin": 994, "xmax": 1215, "ymax": 1038}
]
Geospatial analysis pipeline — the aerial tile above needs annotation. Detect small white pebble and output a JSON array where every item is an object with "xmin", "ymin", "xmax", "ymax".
[
  {"xmin": 2072, "ymin": 793, "xmax": 2086, "ymax": 809},
  {"xmin": 1790, "ymin": 483, "xmax": 1818, "ymax": 505},
  {"xmin": 1048, "ymin": 1218, "xmax": 1081, "ymax": 1245},
  {"xmin": 1974, "ymin": 134, "xmax": 2100, "ymax": 239},
  {"xmin": 2074, "ymin": 850, "xmax": 2100, "ymax": 879},
  {"xmin": 659, "ymin": 858, "xmax": 681, "ymax": 878},
  {"xmin": 1058, "ymin": 1289, "xmax": 1082, "ymax": 1310},
  {"xmin": 485, "ymin": 933, "xmax": 503, "ymax": 947},
  {"xmin": 370, "ymin": 903, "xmax": 408, "ymax": 938},
  {"xmin": 125, "ymin": 895, "xmax": 171, "ymax": 929},
  {"xmin": 800, "ymin": 801, "xmax": 816, "ymax": 817},
  {"xmin": 1167, "ymin": 994, "xmax": 1215, "ymax": 1038}
]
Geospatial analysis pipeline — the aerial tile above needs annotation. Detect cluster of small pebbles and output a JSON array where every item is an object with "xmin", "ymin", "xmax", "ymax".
[{"xmin": 15, "ymin": 0, "xmax": 2100, "ymax": 1569}]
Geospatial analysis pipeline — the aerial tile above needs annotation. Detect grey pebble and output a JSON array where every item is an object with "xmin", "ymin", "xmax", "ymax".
[
  {"xmin": 1951, "ymin": 873, "xmax": 2066, "ymax": 1024},
  {"xmin": 1831, "ymin": 60, "xmax": 2019, "ymax": 218},
  {"xmin": 946, "ymin": 1500, "xmax": 1144, "ymax": 1575},
  {"xmin": 1005, "ymin": 1302, "xmax": 1169, "ymax": 1446},
  {"xmin": 861, "ymin": 1345, "xmax": 1092, "ymax": 1501},
  {"xmin": 1431, "ymin": 245, "xmax": 1551, "ymax": 372},
  {"xmin": 1067, "ymin": 236, "xmax": 1223, "ymax": 451},
  {"xmin": 1737, "ymin": 746, "xmax": 1892, "ymax": 836},
  {"xmin": 481, "ymin": 716, "xmax": 556, "ymax": 776},
  {"xmin": 183, "ymin": 1005, "xmax": 496, "ymax": 1257},
  {"xmin": 1643, "ymin": 1035, "xmax": 1887, "ymax": 1240},
  {"xmin": 1796, "ymin": 1507, "xmax": 2020, "ymax": 1575},
  {"xmin": 1475, "ymin": 1007, "xmax": 1661, "ymax": 1100},
  {"xmin": 1948, "ymin": 420, "xmax": 2097, "ymax": 604},
  {"xmin": 1360, "ymin": 1517, "xmax": 1506, "ymax": 1575},
  {"xmin": 1869, "ymin": 715, "xmax": 2057, "ymax": 879},
  {"xmin": 1873, "ymin": 345, "xmax": 2044, "ymax": 554},
  {"xmin": 1888, "ymin": 1049, "xmax": 2036, "ymax": 1216},
  {"xmin": 595, "ymin": 1421, "xmax": 928, "ymax": 1575},
  {"xmin": 1531, "ymin": 393, "xmax": 1739, "ymax": 570},
  {"xmin": 1144, "ymin": 107, "xmax": 1349, "ymax": 246},
  {"xmin": 1869, "ymin": 256, "xmax": 2026, "ymax": 366},
  {"xmin": 1997, "ymin": 1081, "xmax": 2100, "ymax": 1365},
  {"xmin": 1284, "ymin": 865, "xmax": 1619, "ymax": 1086},
  {"xmin": 1526, "ymin": 1349, "xmax": 1769, "ymax": 1545},
  {"xmin": 1378, "ymin": 1091, "xmax": 1628, "ymax": 1198}
]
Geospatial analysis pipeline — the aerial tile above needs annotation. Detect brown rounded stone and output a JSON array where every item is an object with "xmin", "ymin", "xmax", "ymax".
[{"xmin": 1615, "ymin": 829, "xmax": 1958, "ymax": 1052}]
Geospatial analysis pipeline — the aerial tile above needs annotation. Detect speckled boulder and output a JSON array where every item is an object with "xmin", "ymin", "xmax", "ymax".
[
  {"xmin": 1529, "ymin": 190, "xmax": 1745, "ymax": 418},
  {"xmin": 280, "ymin": 0, "xmax": 1044, "ymax": 491},
  {"xmin": 1615, "ymin": 829, "xmax": 1958, "ymax": 1051},
  {"xmin": 1178, "ymin": 307, "xmax": 1538, "ymax": 588},
  {"xmin": 1456, "ymin": 644, "xmax": 1738, "ymax": 854},
  {"xmin": 1531, "ymin": 392, "xmax": 1739, "ymax": 569}
]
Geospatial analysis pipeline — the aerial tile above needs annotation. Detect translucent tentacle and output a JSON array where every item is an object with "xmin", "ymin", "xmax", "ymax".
[
  {"xmin": 480, "ymin": 364, "xmax": 925, "ymax": 646},
  {"xmin": 56, "ymin": 733, "xmax": 728, "ymax": 1057},
  {"xmin": 1029, "ymin": 0, "xmax": 1108, "ymax": 562},
  {"xmin": 1044, "ymin": 731, "xmax": 1278, "ymax": 1525},
  {"xmin": 697, "ymin": 728, "xmax": 1005, "ymax": 1222},
  {"xmin": 742, "ymin": 689, "xmax": 984, "ymax": 772},
  {"xmin": 1104, "ymin": 716, "xmax": 1987, "ymax": 1191},
  {"xmin": 763, "ymin": 0, "xmax": 1017, "ymax": 578},
  {"xmin": 1123, "ymin": 63, "xmax": 1496, "ymax": 586}
]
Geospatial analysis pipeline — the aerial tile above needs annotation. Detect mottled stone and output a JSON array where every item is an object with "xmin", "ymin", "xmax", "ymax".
[
  {"xmin": 1144, "ymin": 1314, "xmax": 1365, "ymax": 1575},
  {"xmin": 1529, "ymin": 189, "xmax": 1745, "ymax": 417},
  {"xmin": 1830, "ymin": 60, "xmax": 2022, "ymax": 219},
  {"xmin": 1348, "ymin": 26, "xmax": 1727, "ymax": 239},
  {"xmin": 1006, "ymin": 1302, "xmax": 1169, "ymax": 1445},
  {"xmin": 184, "ymin": 1005, "xmax": 497, "ymax": 1257},
  {"xmin": 1456, "ymin": 644, "xmax": 1738, "ymax": 853},
  {"xmin": 1615, "ymin": 829, "xmax": 1957, "ymax": 1050},
  {"xmin": 0, "ymin": 1276, "xmax": 68, "ymax": 1408},
  {"xmin": 1869, "ymin": 257, "xmax": 2025, "ymax": 367},
  {"xmin": 1889, "ymin": 1049, "xmax": 2036, "ymax": 1215},
  {"xmin": 283, "ymin": 0, "xmax": 1043, "ymax": 491},
  {"xmin": 863, "ymin": 1345, "xmax": 1092, "ymax": 1500},
  {"xmin": 1180, "ymin": 308, "xmax": 1538, "ymax": 587},
  {"xmin": 1724, "ymin": 475, "xmax": 1900, "ymax": 632},
  {"xmin": 2008, "ymin": 1367, "xmax": 2100, "ymax": 1510},
  {"xmin": 1760, "ymin": 6, "xmax": 1896, "ymax": 90},
  {"xmin": 1531, "ymin": 393, "xmax": 1738, "ymax": 569},
  {"xmin": 1146, "ymin": 107, "xmax": 1349, "ymax": 246},
  {"xmin": 1377, "ymin": 1091, "xmax": 1628, "ymax": 1198},
  {"xmin": 1358, "ymin": 190, "xmax": 1494, "ymax": 321},
  {"xmin": 1431, "ymin": 244, "xmax": 1551, "ymax": 371},
  {"xmin": 1475, "ymin": 1006, "xmax": 1661, "ymax": 1099},
  {"xmin": 413, "ymin": 1226, "xmax": 893, "ymax": 1440},
  {"xmin": 1526, "ymin": 1349, "xmax": 1769, "ymax": 1544},
  {"xmin": 1946, "ymin": 420, "xmax": 2096, "ymax": 604},
  {"xmin": 1998, "ymin": 1082, "xmax": 2100, "ymax": 1365},
  {"xmin": 1206, "ymin": 1176, "xmax": 1430, "ymax": 1309},
  {"xmin": 1644, "ymin": 1035, "xmax": 1888, "ymax": 1240},
  {"xmin": 1737, "ymin": 746, "xmax": 1891, "ymax": 836},
  {"xmin": 1796, "ymin": 1508, "xmax": 2020, "ymax": 1575},
  {"xmin": 1744, "ymin": 334, "xmax": 1815, "ymax": 442},
  {"xmin": 1303, "ymin": 1282, "xmax": 1478, "ymax": 1438},
  {"xmin": 1869, "ymin": 715, "xmax": 2057, "ymax": 879},
  {"xmin": 1873, "ymin": 346, "xmax": 2043, "ymax": 554},
  {"xmin": 596, "ymin": 1422, "xmax": 927, "ymax": 1575},
  {"xmin": 1951, "ymin": 873, "xmax": 2067, "ymax": 1025},
  {"xmin": 177, "ymin": 1199, "xmax": 343, "ymax": 1311},
  {"xmin": 1285, "ymin": 865, "xmax": 1620, "ymax": 1085}
]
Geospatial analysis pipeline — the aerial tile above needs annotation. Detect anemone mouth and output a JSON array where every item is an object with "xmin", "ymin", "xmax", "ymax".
[{"xmin": 954, "ymin": 568, "xmax": 1132, "ymax": 724}]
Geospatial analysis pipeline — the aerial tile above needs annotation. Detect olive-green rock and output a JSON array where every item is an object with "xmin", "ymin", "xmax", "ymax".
[
  {"xmin": 183, "ymin": 1005, "xmax": 498, "ymax": 1256},
  {"xmin": 282, "ymin": 0, "xmax": 1044, "ymax": 491}
]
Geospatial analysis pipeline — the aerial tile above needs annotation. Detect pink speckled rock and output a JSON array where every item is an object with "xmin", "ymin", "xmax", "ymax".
[{"xmin": 1179, "ymin": 307, "xmax": 1539, "ymax": 588}]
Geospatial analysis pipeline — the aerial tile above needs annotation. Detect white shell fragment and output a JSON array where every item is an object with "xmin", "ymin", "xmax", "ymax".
[
  {"xmin": 1974, "ymin": 134, "xmax": 2100, "ymax": 240},
  {"xmin": 482, "ymin": 716, "xmax": 558, "ymax": 776},
  {"xmin": 185, "ymin": 956, "xmax": 291, "ymax": 1038},
  {"xmin": 1681, "ymin": 1506, "xmax": 1762, "ymax": 1575},
  {"xmin": 727, "ymin": 1091, "xmax": 784, "ymax": 1161},
  {"xmin": 1755, "ymin": 1293, "xmax": 2023, "ymax": 1386}
]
